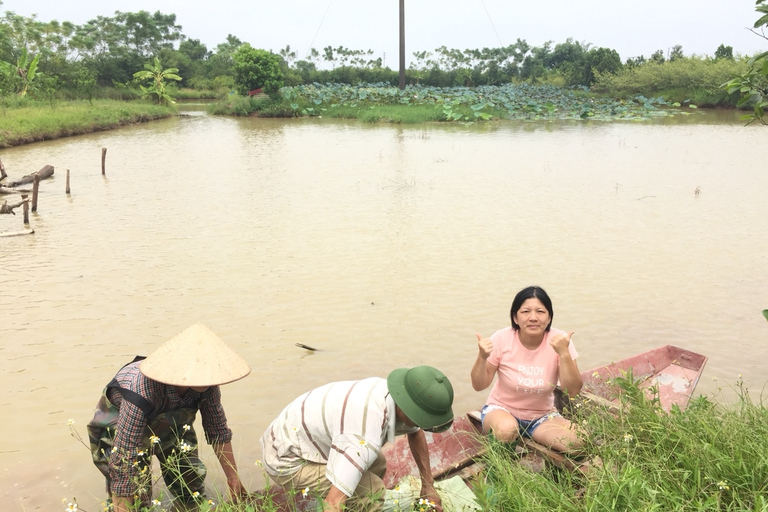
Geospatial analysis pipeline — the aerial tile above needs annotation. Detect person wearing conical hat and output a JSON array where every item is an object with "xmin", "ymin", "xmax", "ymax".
[
  {"xmin": 86, "ymin": 323, "xmax": 251, "ymax": 511},
  {"xmin": 259, "ymin": 366, "xmax": 454, "ymax": 512}
]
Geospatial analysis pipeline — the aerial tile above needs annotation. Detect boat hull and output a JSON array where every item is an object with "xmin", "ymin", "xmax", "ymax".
[{"xmin": 581, "ymin": 345, "xmax": 708, "ymax": 412}]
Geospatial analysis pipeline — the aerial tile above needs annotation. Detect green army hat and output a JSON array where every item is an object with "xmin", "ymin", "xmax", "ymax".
[{"xmin": 387, "ymin": 366, "xmax": 454, "ymax": 433}]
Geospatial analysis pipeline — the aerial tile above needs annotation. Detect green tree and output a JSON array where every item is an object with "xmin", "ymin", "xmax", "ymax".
[
  {"xmin": 547, "ymin": 38, "xmax": 587, "ymax": 69},
  {"xmin": 722, "ymin": 0, "xmax": 768, "ymax": 124},
  {"xmin": 206, "ymin": 34, "xmax": 240, "ymax": 80},
  {"xmin": 322, "ymin": 45, "xmax": 339, "ymax": 68},
  {"xmin": 293, "ymin": 59, "xmax": 317, "ymax": 81},
  {"xmin": 113, "ymin": 11, "xmax": 181, "ymax": 58},
  {"xmin": 171, "ymin": 39, "xmax": 210, "ymax": 89},
  {"xmin": 520, "ymin": 42, "xmax": 552, "ymax": 82},
  {"xmin": 133, "ymin": 56, "xmax": 181, "ymax": 104},
  {"xmin": 69, "ymin": 10, "xmax": 182, "ymax": 85},
  {"xmin": 715, "ymin": 44, "xmax": 734, "ymax": 60},
  {"xmin": 585, "ymin": 47, "xmax": 622, "ymax": 85},
  {"xmin": 669, "ymin": 44, "xmax": 684, "ymax": 62},
  {"xmin": 545, "ymin": 38, "xmax": 588, "ymax": 85},
  {"xmin": 231, "ymin": 43, "xmax": 283, "ymax": 97},
  {"xmin": 70, "ymin": 64, "xmax": 98, "ymax": 102},
  {"xmin": 179, "ymin": 38, "xmax": 209, "ymax": 61},
  {"xmin": 625, "ymin": 55, "xmax": 646, "ymax": 69},
  {"xmin": 279, "ymin": 44, "xmax": 297, "ymax": 66}
]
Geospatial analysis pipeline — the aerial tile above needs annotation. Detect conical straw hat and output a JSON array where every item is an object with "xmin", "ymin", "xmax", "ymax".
[{"xmin": 140, "ymin": 323, "xmax": 251, "ymax": 387}]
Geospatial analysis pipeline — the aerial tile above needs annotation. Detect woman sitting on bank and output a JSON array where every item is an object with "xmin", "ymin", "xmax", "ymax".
[{"xmin": 471, "ymin": 285, "xmax": 582, "ymax": 453}]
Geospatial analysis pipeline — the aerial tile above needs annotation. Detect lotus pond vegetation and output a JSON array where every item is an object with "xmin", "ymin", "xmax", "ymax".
[{"xmin": 211, "ymin": 83, "xmax": 702, "ymax": 123}]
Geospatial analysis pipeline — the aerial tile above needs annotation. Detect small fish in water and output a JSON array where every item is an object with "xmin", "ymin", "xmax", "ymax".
[{"xmin": 295, "ymin": 343, "xmax": 317, "ymax": 351}]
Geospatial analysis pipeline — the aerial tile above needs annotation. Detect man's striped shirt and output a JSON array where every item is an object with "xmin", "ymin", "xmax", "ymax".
[{"xmin": 260, "ymin": 377, "xmax": 417, "ymax": 497}]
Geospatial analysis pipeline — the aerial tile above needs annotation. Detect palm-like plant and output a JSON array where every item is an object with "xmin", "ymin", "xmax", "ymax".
[
  {"xmin": 133, "ymin": 57, "xmax": 181, "ymax": 105},
  {"xmin": 0, "ymin": 48, "xmax": 42, "ymax": 97}
]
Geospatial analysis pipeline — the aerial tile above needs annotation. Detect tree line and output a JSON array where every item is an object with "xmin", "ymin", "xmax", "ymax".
[
  {"xmin": 0, "ymin": 1, "xmax": 760, "ymax": 104},
  {"xmin": 0, "ymin": 6, "xmax": 243, "ymax": 98},
  {"xmin": 265, "ymin": 39, "xmax": 741, "ymax": 92}
]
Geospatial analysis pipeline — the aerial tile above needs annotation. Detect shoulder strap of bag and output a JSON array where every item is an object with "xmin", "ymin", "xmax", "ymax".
[{"xmin": 106, "ymin": 356, "xmax": 155, "ymax": 417}]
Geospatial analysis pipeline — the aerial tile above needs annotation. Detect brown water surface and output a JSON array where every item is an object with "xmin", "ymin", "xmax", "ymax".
[{"xmin": 1, "ymin": 107, "xmax": 767, "ymax": 510}]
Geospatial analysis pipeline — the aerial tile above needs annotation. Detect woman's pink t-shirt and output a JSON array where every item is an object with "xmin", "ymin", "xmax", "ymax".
[{"xmin": 485, "ymin": 326, "xmax": 578, "ymax": 420}]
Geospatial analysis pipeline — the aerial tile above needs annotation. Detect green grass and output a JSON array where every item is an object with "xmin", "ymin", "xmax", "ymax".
[
  {"xmin": 324, "ymin": 104, "xmax": 446, "ymax": 123},
  {"xmin": 475, "ymin": 376, "xmax": 768, "ymax": 512},
  {"xmin": 172, "ymin": 87, "xmax": 222, "ymax": 100},
  {"xmin": 0, "ymin": 99, "xmax": 175, "ymax": 148}
]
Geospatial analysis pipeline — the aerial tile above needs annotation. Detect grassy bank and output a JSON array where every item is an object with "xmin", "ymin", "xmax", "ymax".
[{"xmin": 0, "ymin": 99, "xmax": 175, "ymax": 148}]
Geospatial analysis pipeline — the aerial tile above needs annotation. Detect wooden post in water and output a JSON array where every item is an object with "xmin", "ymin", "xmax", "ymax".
[
  {"xmin": 66, "ymin": 169, "xmax": 70, "ymax": 194},
  {"xmin": 21, "ymin": 194, "xmax": 29, "ymax": 224},
  {"xmin": 101, "ymin": 147, "xmax": 107, "ymax": 175},
  {"xmin": 31, "ymin": 174, "xmax": 40, "ymax": 212},
  {"xmin": 0, "ymin": 157, "xmax": 6, "ymax": 180}
]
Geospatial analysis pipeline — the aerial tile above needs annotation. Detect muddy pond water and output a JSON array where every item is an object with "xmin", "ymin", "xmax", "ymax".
[{"xmin": 1, "ymin": 106, "xmax": 767, "ymax": 510}]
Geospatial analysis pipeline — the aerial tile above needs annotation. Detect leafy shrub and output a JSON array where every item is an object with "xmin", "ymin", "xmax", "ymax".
[
  {"xmin": 592, "ymin": 57, "xmax": 748, "ymax": 99},
  {"xmin": 232, "ymin": 44, "xmax": 284, "ymax": 98}
]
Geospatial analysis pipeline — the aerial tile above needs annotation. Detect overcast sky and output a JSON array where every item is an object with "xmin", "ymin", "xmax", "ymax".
[{"xmin": 1, "ymin": 0, "xmax": 765, "ymax": 65}]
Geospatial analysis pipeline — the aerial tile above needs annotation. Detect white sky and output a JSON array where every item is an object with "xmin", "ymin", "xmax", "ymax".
[{"xmin": 1, "ymin": 0, "xmax": 765, "ymax": 65}]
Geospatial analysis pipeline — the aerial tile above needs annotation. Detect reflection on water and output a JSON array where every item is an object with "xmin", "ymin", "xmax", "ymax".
[{"xmin": 1, "ymin": 108, "xmax": 767, "ymax": 510}]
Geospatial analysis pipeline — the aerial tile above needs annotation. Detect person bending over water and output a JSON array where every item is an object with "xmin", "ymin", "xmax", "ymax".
[
  {"xmin": 471, "ymin": 286, "xmax": 583, "ymax": 453},
  {"xmin": 87, "ymin": 323, "xmax": 250, "ymax": 511}
]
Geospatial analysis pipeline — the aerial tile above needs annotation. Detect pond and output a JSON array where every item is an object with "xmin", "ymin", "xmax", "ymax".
[{"xmin": 1, "ymin": 107, "xmax": 767, "ymax": 510}]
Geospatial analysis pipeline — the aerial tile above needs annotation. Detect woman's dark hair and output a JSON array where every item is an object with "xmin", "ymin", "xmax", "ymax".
[{"xmin": 510, "ymin": 286, "xmax": 554, "ymax": 331}]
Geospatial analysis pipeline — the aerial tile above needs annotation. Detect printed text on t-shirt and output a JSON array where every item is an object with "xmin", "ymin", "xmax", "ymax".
[{"xmin": 517, "ymin": 365, "xmax": 545, "ymax": 392}]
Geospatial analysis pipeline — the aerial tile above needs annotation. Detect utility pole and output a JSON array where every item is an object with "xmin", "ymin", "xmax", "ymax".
[{"xmin": 398, "ymin": 0, "xmax": 405, "ymax": 90}]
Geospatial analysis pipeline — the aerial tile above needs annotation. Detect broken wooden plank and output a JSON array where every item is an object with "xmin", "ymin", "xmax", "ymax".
[{"xmin": 4, "ymin": 165, "xmax": 54, "ymax": 188}]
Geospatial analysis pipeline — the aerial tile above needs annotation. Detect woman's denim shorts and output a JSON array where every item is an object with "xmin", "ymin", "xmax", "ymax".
[{"xmin": 480, "ymin": 404, "xmax": 562, "ymax": 438}]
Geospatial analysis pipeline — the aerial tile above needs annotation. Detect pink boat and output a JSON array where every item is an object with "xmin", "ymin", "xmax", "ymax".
[
  {"xmin": 383, "ymin": 345, "xmax": 708, "ymax": 480},
  {"xmin": 580, "ymin": 344, "xmax": 708, "ymax": 413}
]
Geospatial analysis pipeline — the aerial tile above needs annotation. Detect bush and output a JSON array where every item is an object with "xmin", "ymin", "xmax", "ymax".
[
  {"xmin": 232, "ymin": 44, "xmax": 284, "ymax": 98},
  {"xmin": 592, "ymin": 56, "xmax": 748, "ymax": 103}
]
